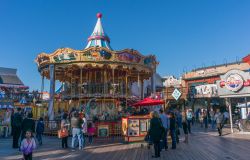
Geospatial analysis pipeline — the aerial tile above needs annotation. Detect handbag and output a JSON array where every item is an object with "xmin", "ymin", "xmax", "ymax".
[
  {"xmin": 58, "ymin": 128, "xmax": 68, "ymax": 139},
  {"xmin": 158, "ymin": 118, "xmax": 166, "ymax": 139}
]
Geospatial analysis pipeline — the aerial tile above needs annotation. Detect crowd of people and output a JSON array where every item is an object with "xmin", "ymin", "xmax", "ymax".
[
  {"xmin": 147, "ymin": 109, "xmax": 190, "ymax": 158},
  {"xmin": 59, "ymin": 110, "xmax": 96, "ymax": 151},
  {"xmin": 147, "ymin": 107, "xmax": 231, "ymax": 158},
  {"xmin": 7, "ymin": 105, "xmax": 233, "ymax": 159},
  {"xmin": 11, "ymin": 107, "xmax": 43, "ymax": 160}
]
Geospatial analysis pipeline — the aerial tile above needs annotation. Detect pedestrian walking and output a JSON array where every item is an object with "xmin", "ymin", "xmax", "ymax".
[
  {"xmin": 35, "ymin": 117, "xmax": 44, "ymax": 146},
  {"xmin": 182, "ymin": 111, "xmax": 189, "ymax": 143},
  {"xmin": 20, "ymin": 130, "xmax": 36, "ymax": 160},
  {"xmin": 21, "ymin": 113, "xmax": 35, "ymax": 140},
  {"xmin": 203, "ymin": 110, "xmax": 208, "ymax": 129},
  {"xmin": 209, "ymin": 108, "xmax": 215, "ymax": 129},
  {"xmin": 159, "ymin": 109, "xmax": 169, "ymax": 150},
  {"xmin": 169, "ymin": 112, "xmax": 177, "ymax": 149},
  {"xmin": 199, "ymin": 110, "xmax": 204, "ymax": 128},
  {"xmin": 61, "ymin": 113, "xmax": 70, "ymax": 148},
  {"xmin": 87, "ymin": 122, "xmax": 95, "ymax": 145},
  {"xmin": 214, "ymin": 109, "xmax": 223, "ymax": 136},
  {"xmin": 149, "ymin": 111, "xmax": 165, "ymax": 158},
  {"xmin": 71, "ymin": 112, "xmax": 83, "ymax": 150},
  {"xmin": 81, "ymin": 113, "xmax": 87, "ymax": 148},
  {"xmin": 175, "ymin": 110, "xmax": 181, "ymax": 144},
  {"xmin": 186, "ymin": 109, "xmax": 193, "ymax": 133},
  {"xmin": 12, "ymin": 107, "xmax": 23, "ymax": 148},
  {"xmin": 221, "ymin": 110, "xmax": 229, "ymax": 128}
]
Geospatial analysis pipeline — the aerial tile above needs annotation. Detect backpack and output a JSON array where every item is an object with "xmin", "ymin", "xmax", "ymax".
[{"xmin": 187, "ymin": 112, "xmax": 192, "ymax": 120}]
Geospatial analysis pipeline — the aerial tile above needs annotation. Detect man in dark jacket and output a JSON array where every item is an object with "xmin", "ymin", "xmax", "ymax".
[
  {"xmin": 169, "ymin": 112, "xmax": 177, "ymax": 149},
  {"xmin": 12, "ymin": 108, "xmax": 23, "ymax": 148},
  {"xmin": 21, "ymin": 112, "xmax": 35, "ymax": 140},
  {"xmin": 36, "ymin": 117, "xmax": 45, "ymax": 145},
  {"xmin": 149, "ymin": 111, "xmax": 164, "ymax": 158}
]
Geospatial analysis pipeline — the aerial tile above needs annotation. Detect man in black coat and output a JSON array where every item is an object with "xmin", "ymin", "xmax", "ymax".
[
  {"xmin": 149, "ymin": 111, "xmax": 164, "ymax": 158},
  {"xmin": 21, "ymin": 112, "xmax": 35, "ymax": 140},
  {"xmin": 12, "ymin": 108, "xmax": 23, "ymax": 148}
]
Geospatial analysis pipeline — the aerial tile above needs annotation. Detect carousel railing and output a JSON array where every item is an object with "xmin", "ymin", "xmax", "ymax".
[
  {"xmin": 41, "ymin": 120, "xmax": 123, "ymax": 143},
  {"xmin": 62, "ymin": 93, "xmax": 129, "ymax": 99}
]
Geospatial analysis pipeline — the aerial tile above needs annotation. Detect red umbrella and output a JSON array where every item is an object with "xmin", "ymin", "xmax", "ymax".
[{"xmin": 132, "ymin": 97, "xmax": 164, "ymax": 107}]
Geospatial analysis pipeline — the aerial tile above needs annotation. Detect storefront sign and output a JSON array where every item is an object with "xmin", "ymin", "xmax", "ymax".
[
  {"xmin": 217, "ymin": 70, "xmax": 250, "ymax": 97},
  {"xmin": 196, "ymin": 68, "xmax": 218, "ymax": 77},
  {"xmin": 220, "ymin": 73, "xmax": 244, "ymax": 92},
  {"xmin": 194, "ymin": 84, "xmax": 218, "ymax": 98}
]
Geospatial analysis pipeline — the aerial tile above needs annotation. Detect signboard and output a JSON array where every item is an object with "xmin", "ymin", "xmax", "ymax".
[
  {"xmin": 220, "ymin": 73, "xmax": 244, "ymax": 92},
  {"xmin": 172, "ymin": 89, "xmax": 182, "ymax": 100},
  {"xmin": 98, "ymin": 125, "xmax": 109, "ymax": 137},
  {"xmin": 217, "ymin": 69, "xmax": 250, "ymax": 97},
  {"xmin": 139, "ymin": 120, "xmax": 147, "ymax": 132},
  {"xmin": 128, "ymin": 119, "xmax": 139, "ymax": 136},
  {"xmin": 194, "ymin": 84, "xmax": 218, "ymax": 98}
]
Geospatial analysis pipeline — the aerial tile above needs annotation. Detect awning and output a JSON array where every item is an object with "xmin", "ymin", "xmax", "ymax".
[
  {"xmin": 0, "ymin": 102, "xmax": 14, "ymax": 109},
  {"xmin": 237, "ymin": 102, "xmax": 250, "ymax": 108},
  {"xmin": 0, "ymin": 84, "xmax": 29, "ymax": 89},
  {"xmin": 0, "ymin": 75, "xmax": 23, "ymax": 85},
  {"xmin": 132, "ymin": 97, "xmax": 164, "ymax": 107}
]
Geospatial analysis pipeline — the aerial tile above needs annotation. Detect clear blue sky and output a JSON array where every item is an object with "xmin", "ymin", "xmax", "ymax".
[{"xmin": 1, "ymin": 0, "xmax": 250, "ymax": 91}]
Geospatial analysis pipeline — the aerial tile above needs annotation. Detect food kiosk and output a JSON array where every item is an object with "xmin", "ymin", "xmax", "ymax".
[
  {"xmin": 122, "ymin": 115, "xmax": 150, "ymax": 142},
  {"xmin": 122, "ymin": 97, "xmax": 165, "ymax": 142}
]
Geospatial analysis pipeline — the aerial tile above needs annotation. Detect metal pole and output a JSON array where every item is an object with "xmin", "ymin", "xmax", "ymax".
[
  {"xmin": 80, "ymin": 67, "xmax": 82, "ymax": 110},
  {"xmin": 40, "ymin": 74, "xmax": 44, "ymax": 100},
  {"xmin": 245, "ymin": 97, "xmax": 248, "ymax": 118},
  {"xmin": 126, "ymin": 71, "xmax": 128, "ymax": 108},
  {"xmin": 227, "ymin": 98, "xmax": 234, "ymax": 134},
  {"xmin": 48, "ymin": 64, "xmax": 55, "ymax": 121}
]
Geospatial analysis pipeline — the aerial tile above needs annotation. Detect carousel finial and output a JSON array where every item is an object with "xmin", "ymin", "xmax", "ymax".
[{"xmin": 97, "ymin": 13, "xmax": 102, "ymax": 19}]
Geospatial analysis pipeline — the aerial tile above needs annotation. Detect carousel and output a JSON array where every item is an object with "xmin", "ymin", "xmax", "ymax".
[{"xmin": 35, "ymin": 13, "xmax": 158, "ymax": 121}]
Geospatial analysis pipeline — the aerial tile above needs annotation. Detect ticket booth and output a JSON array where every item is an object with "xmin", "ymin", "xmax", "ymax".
[{"xmin": 122, "ymin": 115, "xmax": 150, "ymax": 142}]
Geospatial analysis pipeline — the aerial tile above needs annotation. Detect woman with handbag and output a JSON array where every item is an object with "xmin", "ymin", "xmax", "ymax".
[
  {"xmin": 61, "ymin": 113, "xmax": 70, "ymax": 148},
  {"xmin": 149, "ymin": 111, "xmax": 164, "ymax": 158},
  {"xmin": 182, "ymin": 111, "xmax": 189, "ymax": 143}
]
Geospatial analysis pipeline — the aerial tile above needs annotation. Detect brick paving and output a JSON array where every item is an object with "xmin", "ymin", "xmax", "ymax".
[{"xmin": 0, "ymin": 126, "xmax": 250, "ymax": 160}]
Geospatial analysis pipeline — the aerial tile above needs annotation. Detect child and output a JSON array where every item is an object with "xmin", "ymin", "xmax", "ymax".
[
  {"xmin": 87, "ymin": 122, "xmax": 95, "ymax": 144},
  {"xmin": 36, "ymin": 117, "xmax": 44, "ymax": 145},
  {"xmin": 20, "ymin": 130, "xmax": 36, "ymax": 160}
]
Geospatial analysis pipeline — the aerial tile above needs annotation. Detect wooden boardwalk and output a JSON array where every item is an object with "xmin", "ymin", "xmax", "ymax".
[{"xmin": 1, "ymin": 127, "xmax": 250, "ymax": 160}]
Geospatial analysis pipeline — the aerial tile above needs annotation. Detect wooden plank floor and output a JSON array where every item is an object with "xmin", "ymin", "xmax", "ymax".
[{"xmin": 1, "ymin": 127, "xmax": 250, "ymax": 160}]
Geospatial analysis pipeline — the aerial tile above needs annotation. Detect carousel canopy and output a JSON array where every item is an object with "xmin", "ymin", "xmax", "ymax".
[
  {"xmin": 85, "ymin": 13, "xmax": 112, "ymax": 50},
  {"xmin": 35, "ymin": 13, "xmax": 158, "ymax": 82},
  {"xmin": 132, "ymin": 97, "xmax": 164, "ymax": 107}
]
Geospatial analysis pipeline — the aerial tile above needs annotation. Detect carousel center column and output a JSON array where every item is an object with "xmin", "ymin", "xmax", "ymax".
[{"xmin": 48, "ymin": 64, "xmax": 55, "ymax": 121}]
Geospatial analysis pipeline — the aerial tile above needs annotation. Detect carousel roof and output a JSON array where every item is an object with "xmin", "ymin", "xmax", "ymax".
[
  {"xmin": 85, "ymin": 13, "xmax": 112, "ymax": 50},
  {"xmin": 35, "ymin": 13, "xmax": 159, "ymax": 81}
]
